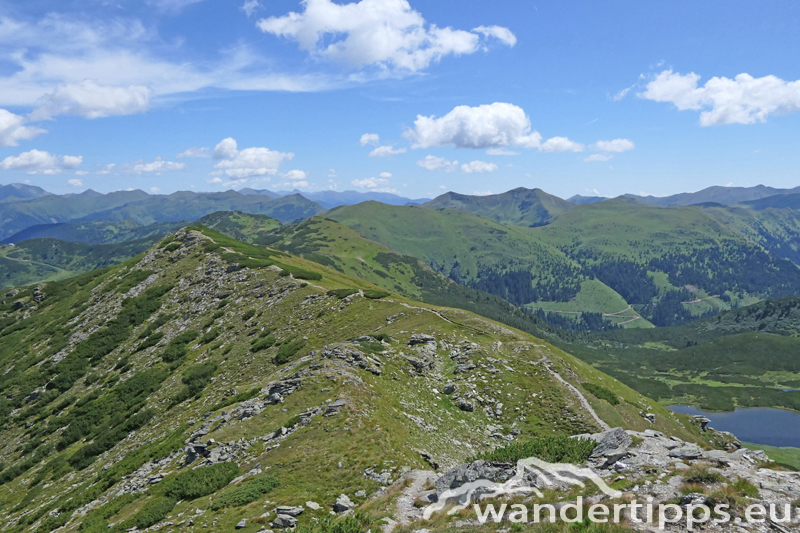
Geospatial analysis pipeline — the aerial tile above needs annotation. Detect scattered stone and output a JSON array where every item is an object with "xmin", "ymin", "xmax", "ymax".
[
  {"xmin": 354, "ymin": 490, "xmax": 366, "ymax": 498},
  {"xmin": 305, "ymin": 501, "xmax": 321, "ymax": 510},
  {"xmin": 271, "ymin": 515, "xmax": 298, "ymax": 529},
  {"xmin": 325, "ymin": 399, "xmax": 348, "ymax": 416},
  {"xmin": 236, "ymin": 519, "xmax": 247, "ymax": 529},
  {"xmin": 275, "ymin": 506, "xmax": 304, "ymax": 517},
  {"xmin": 456, "ymin": 399, "xmax": 474, "ymax": 412},
  {"xmin": 333, "ymin": 494, "xmax": 355, "ymax": 513}
]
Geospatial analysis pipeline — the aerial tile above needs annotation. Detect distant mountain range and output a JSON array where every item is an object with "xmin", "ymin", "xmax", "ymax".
[{"xmin": 241, "ymin": 188, "xmax": 430, "ymax": 209}]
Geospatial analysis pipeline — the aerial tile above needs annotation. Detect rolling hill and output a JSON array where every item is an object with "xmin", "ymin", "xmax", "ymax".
[
  {"xmin": 559, "ymin": 296, "xmax": 800, "ymax": 413},
  {"xmin": 1, "ymin": 220, "xmax": 183, "ymax": 245},
  {"xmin": 422, "ymin": 187, "xmax": 573, "ymax": 227},
  {"xmin": 0, "ymin": 190, "xmax": 324, "ymax": 240},
  {"xmin": 0, "ymin": 237, "xmax": 159, "ymax": 288},
  {"xmin": 0, "ymin": 225, "xmax": 715, "ymax": 533}
]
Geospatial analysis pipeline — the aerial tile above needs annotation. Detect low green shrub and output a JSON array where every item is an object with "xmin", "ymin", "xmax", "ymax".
[
  {"xmin": 582, "ymin": 383, "xmax": 620, "ymax": 405},
  {"xmin": 200, "ymin": 328, "xmax": 220, "ymax": 344},
  {"xmin": 275, "ymin": 338, "xmax": 305, "ymax": 365},
  {"xmin": 327, "ymin": 288, "xmax": 358, "ymax": 299},
  {"xmin": 210, "ymin": 476, "xmax": 279, "ymax": 510},
  {"xmin": 475, "ymin": 434, "xmax": 596, "ymax": 464},
  {"xmin": 285, "ymin": 415, "xmax": 301, "ymax": 428},
  {"xmin": 363, "ymin": 289, "xmax": 390, "ymax": 299},
  {"xmin": 163, "ymin": 462, "xmax": 239, "ymax": 500},
  {"xmin": 242, "ymin": 309, "xmax": 256, "ymax": 321},
  {"xmin": 122, "ymin": 496, "xmax": 176, "ymax": 530},
  {"xmin": 685, "ymin": 467, "xmax": 725, "ymax": 485},
  {"xmin": 251, "ymin": 335, "xmax": 276, "ymax": 353},
  {"xmin": 296, "ymin": 512, "xmax": 373, "ymax": 533}
]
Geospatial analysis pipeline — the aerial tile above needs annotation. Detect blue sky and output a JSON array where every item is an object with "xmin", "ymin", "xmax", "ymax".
[{"xmin": 0, "ymin": 0, "xmax": 798, "ymax": 199}]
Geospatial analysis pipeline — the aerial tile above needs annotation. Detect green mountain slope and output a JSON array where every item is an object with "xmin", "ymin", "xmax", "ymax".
[
  {"xmin": 535, "ymin": 199, "xmax": 800, "ymax": 324},
  {"xmin": 0, "ymin": 237, "xmax": 159, "ymax": 288},
  {"xmin": 0, "ymin": 190, "xmax": 324, "ymax": 239},
  {"xmin": 558, "ymin": 296, "xmax": 800, "ymax": 412},
  {"xmin": 422, "ymin": 187, "xmax": 573, "ymax": 227},
  {"xmin": 325, "ymin": 202, "xmax": 634, "ymax": 328},
  {"xmin": 0, "ymin": 227, "xmax": 715, "ymax": 533},
  {"xmin": 703, "ymin": 205, "xmax": 800, "ymax": 265},
  {"xmin": 1, "ymin": 219, "xmax": 183, "ymax": 245},
  {"xmin": 194, "ymin": 211, "xmax": 283, "ymax": 243}
]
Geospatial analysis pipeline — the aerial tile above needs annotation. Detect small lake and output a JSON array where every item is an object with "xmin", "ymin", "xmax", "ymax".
[{"xmin": 668, "ymin": 405, "xmax": 800, "ymax": 448}]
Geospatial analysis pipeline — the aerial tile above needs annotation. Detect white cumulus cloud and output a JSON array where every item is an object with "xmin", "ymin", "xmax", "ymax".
[
  {"xmin": 0, "ymin": 149, "xmax": 83, "ymax": 174},
  {"xmin": 416, "ymin": 155, "xmax": 458, "ymax": 172},
  {"xmin": 359, "ymin": 133, "xmax": 380, "ymax": 146},
  {"xmin": 404, "ymin": 102, "xmax": 545, "ymax": 149},
  {"xmin": 640, "ymin": 70, "xmax": 800, "ymax": 125},
  {"xmin": 461, "ymin": 160, "xmax": 497, "ymax": 174},
  {"xmin": 284, "ymin": 169, "xmax": 308, "ymax": 181},
  {"xmin": 31, "ymin": 80, "xmax": 153, "ymax": 120},
  {"xmin": 473, "ymin": 25, "xmax": 517, "ymax": 47},
  {"xmin": 539, "ymin": 136, "xmax": 584, "ymax": 153},
  {"xmin": 368, "ymin": 145, "xmax": 406, "ymax": 157},
  {"xmin": 241, "ymin": 0, "xmax": 261, "ymax": 17},
  {"xmin": 132, "ymin": 158, "xmax": 186, "ymax": 174},
  {"xmin": 256, "ymin": 0, "xmax": 514, "ymax": 73},
  {"xmin": 379, "ymin": 172, "xmax": 392, "ymax": 178},
  {"xmin": 352, "ymin": 177, "xmax": 388, "ymax": 189},
  {"xmin": 211, "ymin": 137, "xmax": 294, "ymax": 178},
  {"xmin": 592, "ymin": 139, "xmax": 635, "ymax": 152},
  {"xmin": 177, "ymin": 147, "xmax": 210, "ymax": 158},
  {"xmin": 68, "ymin": 178, "xmax": 83, "ymax": 187},
  {"xmin": 0, "ymin": 109, "xmax": 47, "ymax": 146}
]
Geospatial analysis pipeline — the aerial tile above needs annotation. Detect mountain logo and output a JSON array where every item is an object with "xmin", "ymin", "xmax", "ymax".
[{"xmin": 423, "ymin": 457, "xmax": 622, "ymax": 519}]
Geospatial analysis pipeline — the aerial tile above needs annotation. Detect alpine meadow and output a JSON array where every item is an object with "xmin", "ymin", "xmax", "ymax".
[{"xmin": 1, "ymin": 1, "xmax": 800, "ymax": 532}]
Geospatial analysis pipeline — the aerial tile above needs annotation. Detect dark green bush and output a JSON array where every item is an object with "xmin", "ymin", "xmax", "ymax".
[
  {"xmin": 171, "ymin": 330, "xmax": 199, "ymax": 345},
  {"xmin": 163, "ymin": 462, "xmax": 239, "ymax": 500},
  {"xmin": 327, "ymin": 288, "xmax": 358, "ymax": 299},
  {"xmin": 582, "ymin": 383, "xmax": 620, "ymax": 405},
  {"xmin": 475, "ymin": 434, "xmax": 596, "ymax": 464},
  {"xmin": 122, "ymin": 496, "xmax": 176, "ymax": 530},
  {"xmin": 685, "ymin": 467, "xmax": 725, "ymax": 484},
  {"xmin": 210, "ymin": 476, "xmax": 279, "ymax": 510},
  {"xmin": 279, "ymin": 264, "xmax": 322, "ymax": 281},
  {"xmin": 285, "ymin": 415, "xmax": 301, "ymax": 428},
  {"xmin": 251, "ymin": 335, "xmax": 276, "ymax": 353},
  {"xmin": 275, "ymin": 338, "xmax": 305, "ymax": 365},
  {"xmin": 161, "ymin": 343, "xmax": 188, "ymax": 363},
  {"xmin": 296, "ymin": 512, "xmax": 373, "ymax": 533},
  {"xmin": 363, "ymin": 289, "xmax": 390, "ymax": 299},
  {"xmin": 200, "ymin": 329, "xmax": 220, "ymax": 344},
  {"xmin": 242, "ymin": 309, "xmax": 256, "ymax": 321}
]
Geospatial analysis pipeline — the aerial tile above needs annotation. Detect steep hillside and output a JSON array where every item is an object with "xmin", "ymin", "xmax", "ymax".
[
  {"xmin": 625, "ymin": 184, "xmax": 800, "ymax": 206},
  {"xmin": 0, "ymin": 183, "xmax": 52, "ymax": 202},
  {"xmin": 559, "ymin": 296, "xmax": 800, "ymax": 412},
  {"xmin": 0, "ymin": 237, "xmax": 158, "ymax": 288},
  {"xmin": 184, "ymin": 213, "xmax": 587, "ymax": 338},
  {"xmin": 0, "ymin": 227, "xmax": 716, "ymax": 533},
  {"xmin": 1, "ymin": 220, "xmax": 182, "ymax": 245},
  {"xmin": 325, "ymin": 203, "xmax": 633, "ymax": 329},
  {"xmin": 0, "ymin": 190, "xmax": 323, "ymax": 239},
  {"xmin": 194, "ymin": 211, "xmax": 282, "ymax": 244},
  {"xmin": 422, "ymin": 187, "xmax": 572, "ymax": 227},
  {"xmin": 535, "ymin": 199, "xmax": 800, "ymax": 324},
  {"xmin": 703, "ymin": 205, "xmax": 800, "ymax": 265}
]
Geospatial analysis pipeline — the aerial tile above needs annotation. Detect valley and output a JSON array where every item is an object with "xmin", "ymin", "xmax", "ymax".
[{"xmin": 1, "ymin": 184, "xmax": 800, "ymax": 532}]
